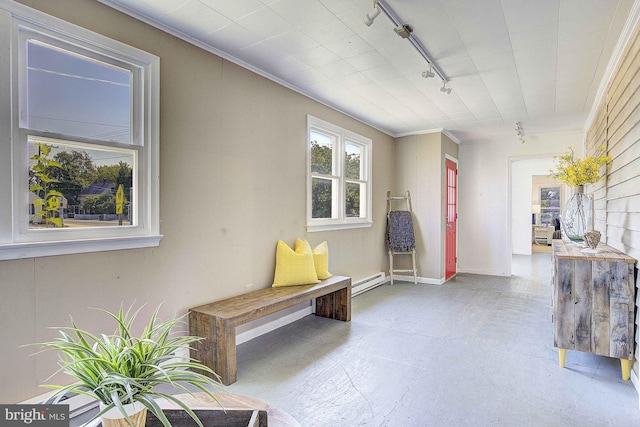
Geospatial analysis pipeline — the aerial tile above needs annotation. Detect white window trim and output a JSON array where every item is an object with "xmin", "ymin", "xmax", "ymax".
[
  {"xmin": 0, "ymin": 1, "xmax": 161, "ymax": 260},
  {"xmin": 306, "ymin": 115, "xmax": 372, "ymax": 232}
]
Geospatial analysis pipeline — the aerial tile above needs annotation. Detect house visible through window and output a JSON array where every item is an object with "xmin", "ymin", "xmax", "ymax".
[
  {"xmin": 307, "ymin": 116, "xmax": 372, "ymax": 232},
  {"xmin": 0, "ymin": 2, "xmax": 160, "ymax": 260}
]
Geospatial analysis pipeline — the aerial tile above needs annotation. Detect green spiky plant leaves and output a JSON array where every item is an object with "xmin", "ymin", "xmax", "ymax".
[{"xmin": 31, "ymin": 304, "xmax": 225, "ymax": 427}]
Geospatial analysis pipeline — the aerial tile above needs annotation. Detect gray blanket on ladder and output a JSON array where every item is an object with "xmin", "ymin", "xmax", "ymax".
[{"xmin": 386, "ymin": 210, "xmax": 415, "ymax": 252}]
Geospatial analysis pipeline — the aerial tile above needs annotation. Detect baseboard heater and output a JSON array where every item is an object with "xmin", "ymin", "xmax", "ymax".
[
  {"xmin": 21, "ymin": 392, "xmax": 98, "ymax": 418},
  {"xmin": 352, "ymin": 272, "xmax": 387, "ymax": 297}
]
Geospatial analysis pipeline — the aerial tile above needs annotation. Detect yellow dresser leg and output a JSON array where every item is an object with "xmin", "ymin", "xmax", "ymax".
[
  {"xmin": 558, "ymin": 348, "xmax": 566, "ymax": 368},
  {"xmin": 620, "ymin": 359, "xmax": 631, "ymax": 381}
]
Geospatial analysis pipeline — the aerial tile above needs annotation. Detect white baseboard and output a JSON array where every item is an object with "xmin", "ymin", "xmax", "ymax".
[
  {"xmin": 236, "ymin": 305, "xmax": 313, "ymax": 345},
  {"xmin": 393, "ymin": 274, "xmax": 445, "ymax": 285},
  {"xmin": 457, "ymin": 267, "xmax": 510, "ymax": 277}
]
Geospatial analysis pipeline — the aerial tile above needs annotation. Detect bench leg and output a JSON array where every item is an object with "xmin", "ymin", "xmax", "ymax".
[
  {"xmin": 215, "ymin": 317, "xmax": 237, "ymax": 385},
  {"xmin": 621, "ymin": 359, "xmax": 631, "ymax": 381},
  {"xmin": 316, "ymin": 286, "xmax": 351, "ymax": 321},
  {"xmin": 189, "ymin": 311, "xmax": 237, "ymax": 385}
]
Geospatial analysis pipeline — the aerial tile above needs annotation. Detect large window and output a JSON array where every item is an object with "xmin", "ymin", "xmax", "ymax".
[
  {"xmin": 0, "ymin": 2, "xmax": 160, "ymax": 260},
  {"xmin": 307, "ymin": 116, "xmax": 372, "ymax": 231}
]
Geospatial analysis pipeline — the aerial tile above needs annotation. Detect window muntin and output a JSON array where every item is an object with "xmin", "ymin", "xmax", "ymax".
[
  {"xmin": 0, "ymin": 2, "xmax": 160, "ymax": 260},
  {"xmin": 307, "ymin": 116, "xmax": 372, "ymax": 231}
]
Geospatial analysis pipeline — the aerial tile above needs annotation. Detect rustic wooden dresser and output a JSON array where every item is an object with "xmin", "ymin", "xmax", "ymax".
[{"xmin": 551, "ymin": 239, "xmax": 636, "ymax": 380}]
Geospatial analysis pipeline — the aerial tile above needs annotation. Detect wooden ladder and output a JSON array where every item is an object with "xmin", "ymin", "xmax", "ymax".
[{"xmin": 387, "ymin": 190, "xmax": 417, "ymax": 285}]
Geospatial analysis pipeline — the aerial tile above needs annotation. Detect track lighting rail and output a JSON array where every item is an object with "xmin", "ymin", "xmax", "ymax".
[{"xmin": 374, "ymin": 0, "xmax": 449, "ymax": 83}]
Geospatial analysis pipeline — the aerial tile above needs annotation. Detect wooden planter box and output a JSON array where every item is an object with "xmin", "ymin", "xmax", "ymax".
[
  {"xmin": 96, "ymin": 408, "xmax": 267, "ymax": 427},
  {"xmin": 145, "ymin": 408, "xmax": 267, "ymax": 427}
]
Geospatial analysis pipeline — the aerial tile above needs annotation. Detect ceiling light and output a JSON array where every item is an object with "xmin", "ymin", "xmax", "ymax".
[
  {"xmin": 440, "ymin": 81, "xmax": 451, "ymax": 95},
  {"xmin": 363, "ymin": 1, "xmax": 381, "ymax": 26},
  {"xmin": 394, "ymin": 24, "xmax": 413, "ymax": 39},
  {"xmin": 422, "ymin": 66, "xmax": 435, "ymax": 78},
  {"xmin": 515, "ymin": 121, "xmax": 525, "ymax": 143}
]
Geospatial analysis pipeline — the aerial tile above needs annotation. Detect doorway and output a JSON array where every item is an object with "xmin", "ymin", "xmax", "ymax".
[{"xmin": 510, "ymin": 157, "xmax": 557, "ymax": 256}]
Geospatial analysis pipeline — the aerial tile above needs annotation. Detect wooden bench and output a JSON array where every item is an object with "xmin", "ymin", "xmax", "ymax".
[{"xmin": 189, "ymin": 275, "xmax": 351, "ymax": 385}]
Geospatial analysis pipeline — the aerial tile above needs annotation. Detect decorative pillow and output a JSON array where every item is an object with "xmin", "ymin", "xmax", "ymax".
[
  {"xmin": 297, "ymin": 239, "xmax": 333, "ymax": 280},
  {"xmin": 272, "ymin": 240, "xmax": 320, "ymax": 287}
]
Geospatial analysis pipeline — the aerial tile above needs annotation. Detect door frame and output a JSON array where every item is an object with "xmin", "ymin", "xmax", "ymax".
[
  {"xmin": 445, "ymin": 154, "xmax": 458, "ymax": 281},
  {"xmin": 507, "ymin": 155, "xmax": 559, "ymax": 274}
]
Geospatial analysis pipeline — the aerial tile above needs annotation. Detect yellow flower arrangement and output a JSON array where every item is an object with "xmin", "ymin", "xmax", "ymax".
[{"xmin": 549, "ymin": 146, "xmax": 611, "ymax": 186}]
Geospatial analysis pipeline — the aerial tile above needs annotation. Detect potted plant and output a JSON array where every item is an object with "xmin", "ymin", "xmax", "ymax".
[{"xmin": 31, "ymin": 304, "xmax": 225, "ymax": 427}]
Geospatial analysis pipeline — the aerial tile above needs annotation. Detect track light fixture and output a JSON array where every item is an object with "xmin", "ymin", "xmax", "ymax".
[
  {"xmin": 363, "ymin": 1, "xmax": 381, "ymax": 26},
  {"xmin": 440, "ymin": 80, "xmax": 451, "ymax": 95},
  {"xmin": 394, "ymin": 24, "xmax": 413, "ymax": 39},
  {"xmin": 364, "ymin": 0, "xmax": 450, "ymax": 85},
  {"xmin": 422, "ymin": 66, "xmax": 435, "ymax": 78},
  {"xmin": 515, "ymin": 121, "xmax": 525, "ymax": 143}
]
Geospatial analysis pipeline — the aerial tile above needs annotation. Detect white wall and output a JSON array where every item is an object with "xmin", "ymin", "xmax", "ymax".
[
  {"xmin": 511, "ymin": 158, "xmax": 557, "ymax": 255},
  {"xmin": 458, "ymin": 131, "xmax": 583, "ymax": 276}
]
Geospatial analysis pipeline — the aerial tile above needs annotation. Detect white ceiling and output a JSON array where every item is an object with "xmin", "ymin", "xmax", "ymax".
[{"xmin": 100, "ymin": 0, "xmax": 635, "ymax": 142}]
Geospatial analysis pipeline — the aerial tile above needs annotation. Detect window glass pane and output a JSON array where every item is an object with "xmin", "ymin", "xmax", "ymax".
[
  {"xmin": 26, "ymin": 41, "xmax": 132, "ymax": 143},
  {"xmin": 29, "ymin": 137, "xmax": 135, "ymax": 229},
  {"xmin": 540, "ymin": 187, "xmax": 561, "ymax": 226},
  {"xmin": 345, "ymin": 142, "xmax": 361, "ymax": 180},
  {"xmin": 312, "ymin": 177, "xmax": 332, "ymax": 219},
  {"xmin": 310, "ymin": 131, "xmax": 333, "ymax": 175},
  {"xmin": 345, "ymin": 181, "xmax": 361, "ymax": 217}
]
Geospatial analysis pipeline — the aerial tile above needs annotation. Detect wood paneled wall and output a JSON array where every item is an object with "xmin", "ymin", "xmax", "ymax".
[
  {"xmin": 585, "ymin": 102, "xmax": 608, "ymax": 238},
  {"xmin": 586, "ymin": 23, "xmax": 640, "ymax": 384}
]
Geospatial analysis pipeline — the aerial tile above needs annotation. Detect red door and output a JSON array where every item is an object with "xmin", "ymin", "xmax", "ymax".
[{"xmin": 445, "ymin": 159, "xmax": 457, "ymax": 280}]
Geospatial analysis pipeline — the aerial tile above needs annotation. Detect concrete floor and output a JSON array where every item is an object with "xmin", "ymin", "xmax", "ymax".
[{"xmin": 225, "ymin": 253, "xmax": 640, "ymax": 426}]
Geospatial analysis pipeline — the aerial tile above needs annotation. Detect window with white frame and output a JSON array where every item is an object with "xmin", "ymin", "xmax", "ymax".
[
  {"xmin": 307, "ymin": 116, "xmax": 372, "ymax": 231},
  {"xmin": 0, "ymin": 2, "xmax": 160, "ymax": 260}
]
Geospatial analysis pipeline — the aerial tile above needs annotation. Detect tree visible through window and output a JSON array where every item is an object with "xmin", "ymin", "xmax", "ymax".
[
  {"xmin": 28, "ymin": 139, "xmax": 134, "ymax": 228},
  {"xmin": 310, "ymin": 137, "xmax": 334, "ymax": 219},
  {"xmin": 345, "ymin": 142, "xmax": 362, "ymax": 217}
]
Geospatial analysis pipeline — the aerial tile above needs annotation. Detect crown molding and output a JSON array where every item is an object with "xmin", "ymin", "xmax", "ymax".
[
  {"xmin": 393, "ymin": 127, "xmax": 461, "ymax": 144},
  {"xmin": 96, "ymin": 0, "xmax": 396, "ymax": 138}
]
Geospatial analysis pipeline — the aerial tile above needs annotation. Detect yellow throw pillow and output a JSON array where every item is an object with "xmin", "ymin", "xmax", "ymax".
[
  {"xmin": 272, "ymin": 240, "xmax": 320, "ymax": 287},
  {"xmin": 298, "ymin": 239, "xmax": 333, "ymax": 280}
]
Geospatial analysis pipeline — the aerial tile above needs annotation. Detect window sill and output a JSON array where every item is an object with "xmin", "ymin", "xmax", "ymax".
[
  {"xmin": 0, "ymin": 235, "xmax": 163, "ymax": 261},
  {"xmin": 307, "ymin": 221, "xmax": 373, "ymax": 233}
]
